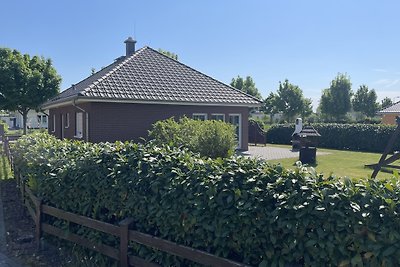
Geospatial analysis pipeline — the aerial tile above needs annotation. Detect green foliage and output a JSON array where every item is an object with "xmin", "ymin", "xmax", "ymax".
[
  {"xmin": 148, "ymin": 117, "xmax": 236, "ymax": 158},
  {"xmin": 266, "ymin": 123, "xmax": 399, "ymax": 152},
  {"xmin": 381, "ymin": 97, "xmax": 394, "ymax": 110},
  {"xmin": 352, "ymin": 85, "xmax": 379, "ymax": 117},
  {"xmin": 262, "ymin": 92, "xmax": 278, "ymax": 123},
  {"xmin": 319, "ymin": 73, "xmax": 352, "ymax": 121},
  {"xmin": 0, "ymin": 48, "xmax": 61, "ymax": 134},
  {"xmin": 273, "ymin": 79, "xmax": 312, "ymax": 122},
  {"xmin": 0, "ymin": 119, "xmax": 9, "ymax": 133},
  {"xmin": 230, "ymin": 75, "xmax": 262, "ymax": 99},
  {"xmin": 158, "ymin": 48, "xmax": 179, "ymax": 60},
  {"xmin": 11, "ymin": 132, "xmax": 400, "ymax": 266}
]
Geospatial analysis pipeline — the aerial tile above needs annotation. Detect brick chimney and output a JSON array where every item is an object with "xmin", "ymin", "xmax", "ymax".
[{"xmin": 124, "ymin": 37, "xmax": 136, "ymax": 56}]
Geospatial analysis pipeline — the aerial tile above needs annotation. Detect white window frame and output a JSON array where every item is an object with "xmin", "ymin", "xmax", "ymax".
[
  {"xmin": 52, "ymin": 114, "xmax": 56, "ymax": 133},
  {"xmin": 211, "ymin": 113, "xmax": 225, "ymax": 122},
  {"xmin": 65, "ymin": 113, "xmax": 70, "ymax": 128},
  {"xmin": 75, "ymin": 112, "xmax": 83, "ymax": 138},
  {"xmin": 192, "ymin": 113, "xmax": 207, "ymax": 121}
]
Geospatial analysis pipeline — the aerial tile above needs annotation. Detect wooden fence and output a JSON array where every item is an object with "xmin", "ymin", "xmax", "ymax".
[{"xmin": 4, "ymin": 138, "xmax": 250, "ymax": 267}]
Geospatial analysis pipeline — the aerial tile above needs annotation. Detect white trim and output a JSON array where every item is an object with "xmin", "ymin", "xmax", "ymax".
[
  {"xmin": 210, "ymin": 113, "xmax": 225, "ymax": 121},
  {"xmin": 192, "ymin": 113, "xmax": 207, "ymax": 121},
  {"xmin": 74, "ymin": 112, "xmax": 83, "ymax": 139},
  {"xmin": 42, "ymin": 97, "xmax": 261, "ymax": 110},
  {"xmin": 228, "ymin": 114, "xmax": 242, "ymax": 149},
  {"xmin": 378, "ymin": 111, "xmax": 400, "ymax": 114},
  {"xmin": 61, "ymin": 114, "xmax": 64, "ymax": 139},
  {"xmin": 65, "ymin": 113, "xmax": 70, "ymax": 128},
  {"xmin": 52, "ymin": 114, "xmax": 56, "ymax": 133}
]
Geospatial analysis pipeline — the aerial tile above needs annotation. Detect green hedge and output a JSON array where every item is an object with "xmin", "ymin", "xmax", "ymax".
[
  {"xmin": 12, "ymin": 132, "xmax": 400, "ymax": 266},
  {"xmin": 148, "ymin": 117, "xmax": 236, "ymax": 159},
  {"xmin": 266, "ymin": 123, "xmax": 400, "ymax": 152}
]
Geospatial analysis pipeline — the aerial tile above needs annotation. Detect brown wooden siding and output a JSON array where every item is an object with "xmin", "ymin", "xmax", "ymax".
[
  {"xmin": 381, "ymin": 114, "xmax": 399, "ymax": 125},
  {"xmin": 50, "ymin": 102, "xmax": 249, "ymax": 150}
]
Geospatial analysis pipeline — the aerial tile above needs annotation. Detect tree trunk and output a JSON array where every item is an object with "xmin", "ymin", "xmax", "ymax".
[{"xmin": 19, "ymin": 109, "xmax": 29, "ymax": 135}]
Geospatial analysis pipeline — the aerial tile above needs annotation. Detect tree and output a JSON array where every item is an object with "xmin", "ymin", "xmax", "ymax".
[
  {"xmin": 262, "ymin": 92, "xmax": 278, "ymax": 122},
  {"xmin": 352, "ymin": 85, "xmax": 379, "ymax": 117},
  {"xmin": 158, "ymin": 49, "xmax": 178, "ymax": 60},
  {"xmin": 319, "ymin": 73, "xmax": 352, "ymax": 121},
  {"xmin": 273, "ymin": 79, "xmax": 312, "ymax": 122},
  {"xmin": 230, "ymin": 75, "xmax": 262, "ymax": 99},
  {"xmin": 381, "ymin": 97, "xmax": 393, "ymax": 109},
  {"xmin": 0, "ymin": 48, "xmax": 61, "ymax": 134}
]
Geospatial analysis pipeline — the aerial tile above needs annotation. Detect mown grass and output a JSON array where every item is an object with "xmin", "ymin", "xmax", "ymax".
[
  {"xmin": 0, "ymin": 151, "xmax": 13, "ymax": 180},
  {"xmin": 267, "ymin": 144, "xmax": 398, "ymax": 180}
]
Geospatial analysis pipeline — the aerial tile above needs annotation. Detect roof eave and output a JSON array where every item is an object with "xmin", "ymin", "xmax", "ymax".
[
  {"xmin": 44, "ymin": 96, "xmax": 262, "ymax": 109},
  {"xmin": 41, "ymin": 95, "xmax": 79, "ymax": 110},
  {"xmin": 378, "ymin": 111, "xmax": 400, "ymax": 114}
]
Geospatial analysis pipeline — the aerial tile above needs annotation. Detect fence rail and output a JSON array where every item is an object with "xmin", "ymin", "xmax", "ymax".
[{"xmin": 3, "ymin": 136, "xmax": 250, "ymax": 267}]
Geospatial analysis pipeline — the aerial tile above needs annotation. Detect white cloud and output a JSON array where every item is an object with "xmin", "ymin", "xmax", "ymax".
[
  {"xmin": 375, "ymin": 89, "xmax": 400, "ymax": 102},
  {"xmin": 373, "ymin": 79, "xmax": 400, "ymax": 88},
  {"xmin": 373, "ymin": 68, "xmax": 388, "ymax": 73}
]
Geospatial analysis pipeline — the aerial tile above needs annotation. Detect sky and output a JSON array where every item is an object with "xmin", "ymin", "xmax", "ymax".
[{"xmin": 1, "ymin": 0, "xmax": 400, "ymax": 109}]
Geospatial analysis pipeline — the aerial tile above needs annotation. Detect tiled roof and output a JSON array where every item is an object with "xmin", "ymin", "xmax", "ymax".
[
  {"xmin": 44, "ymin": 47, "xmax": 262, "ymax": 107},
  {"xmin": 378, "ymin": 101, "xmax": 400, "ymax": 114}
]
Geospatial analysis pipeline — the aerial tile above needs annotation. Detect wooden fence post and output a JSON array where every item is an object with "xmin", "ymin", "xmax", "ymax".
[
  {"xmin": 119, "ymin": 218, "xmax": 135, "ymax": 267},
  {"xmin": 35, "ymin": 198, "xmax": 43, "ymax": 250}
]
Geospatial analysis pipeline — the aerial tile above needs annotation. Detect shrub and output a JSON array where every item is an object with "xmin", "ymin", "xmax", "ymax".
[
  {"xmin": 148, "ymin": 117, "xmax": 236, "ymax": 158},
  {"xmin": 0, "ymin": 119, "xmax": 9, "ymax": 133},
  {"xmin": 266, "ymin": 123, "xmax": 400, "ymax": 152},
  {"xmin": 11, "ymin": 132, "xmax": 400, "ymax": 266}
]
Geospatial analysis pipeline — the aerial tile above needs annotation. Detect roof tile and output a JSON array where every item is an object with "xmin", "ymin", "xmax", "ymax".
[{"xmin": 379, "ymin": 101, "xmax": 400, "ymax": 114}]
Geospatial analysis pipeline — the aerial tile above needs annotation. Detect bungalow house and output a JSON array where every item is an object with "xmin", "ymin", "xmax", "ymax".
[
  {"xmin": 42, "ymin": 38, "xmax": 262, "ymax": 150},
  {"xmin": 378, "ymin": 101, "xmax": 400, "ymax": 125},
  {"xmin": 0, "ymin": 110, "xmax": 48, "ymax": 129}
]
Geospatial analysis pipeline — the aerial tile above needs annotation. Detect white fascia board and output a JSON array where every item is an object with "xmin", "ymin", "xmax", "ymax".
[{"xmin": 44, "ymin": 97, "xmax": 262, "ymax": 109}]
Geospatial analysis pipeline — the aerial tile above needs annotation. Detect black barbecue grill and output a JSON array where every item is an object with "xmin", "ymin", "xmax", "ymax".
[{"xmin": 298, "ymin": 126, "xmax": 321, "ymax": 164}]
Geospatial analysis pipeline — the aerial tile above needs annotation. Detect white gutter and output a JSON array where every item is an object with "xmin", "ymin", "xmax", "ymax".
[
  {"xmin": 44, "ymin": 97, "xmax": 262, "ymax": 110},
  {"xmin": 72, "ymin": 98, "xmax": 89, "ymax": 142}
]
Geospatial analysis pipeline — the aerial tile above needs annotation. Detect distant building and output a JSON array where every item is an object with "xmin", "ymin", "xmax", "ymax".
[
  {"xmin": 0, "ymin": 110, "xmax": 48, "ymax": 129},
  {"xmin": 378, "ymin": 101, "xmax": 400, "ymax": 125}
]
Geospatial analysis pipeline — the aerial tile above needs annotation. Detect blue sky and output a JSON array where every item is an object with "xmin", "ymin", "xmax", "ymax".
[{"xmin": 1, "ymin": 0, "xmax": 400, "ymax": 108}]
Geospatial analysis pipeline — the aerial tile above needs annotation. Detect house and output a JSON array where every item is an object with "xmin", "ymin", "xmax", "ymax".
[
  {"xmin": 42, "ymin": 38, "xmax": 262, "ymax": 150},
  {"xmin": 0, "ymin": 110, "xmax": 48, "ymax": 129},
  {"xmin": 378, "ymin": 101, "xmax": 400, "ymax": 125}
]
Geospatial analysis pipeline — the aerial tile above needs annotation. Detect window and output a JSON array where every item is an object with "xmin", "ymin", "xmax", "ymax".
[
  {"xmin": 211, "ymin": 114, "xmax": 225, "ymax": 121},
  {"xmin": 65, "ymin": 113, "xmax": 70, "ymax": 128},
  {"xmin": 75, "ymin": 112, "xmax": 83, "ymax": 138},
  {"xmin": 37, "ymin": 115, "xmax": 48, "ymax": 128},
  {"xmin": 192, "ymin": 113, "xmax": 207, "ymax": 121},
  {"xmin": 52, "ymin": 115, "xmax": 56, "ymax": 132},
  {"xmin": 229, "ymin": 114, "xmax": 242, "ymax": 148}
]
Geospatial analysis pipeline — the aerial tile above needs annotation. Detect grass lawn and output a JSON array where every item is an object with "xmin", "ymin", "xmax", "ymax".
[
  {"xmin": 267, "ymin": 144, "xmax": 398, "ymax": 180},
  {"xmin": 0, "ymin": 151, "xmax": 13, "ymax": 180}
]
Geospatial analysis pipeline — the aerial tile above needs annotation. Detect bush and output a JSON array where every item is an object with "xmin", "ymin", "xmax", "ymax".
[
  {"xmin": 11, "ymin": 132, "xmax": 400, "ymax": 266},
  {"xmin": 148, "ymin": 117, "xmax": 236, "ymax": 158},
  {"xmin": 266, "ymin": 123, "xmax": 400, "ymax": 152},
  {"xmin": 0, "ymin": 119, "xmax": 9, "ymax": 133}
]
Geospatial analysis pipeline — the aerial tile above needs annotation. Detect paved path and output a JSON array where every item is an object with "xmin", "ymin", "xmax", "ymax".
[
  {"xmin": 241, "ymin": 145, "xmax": 330, "ymax": 160},
  {"xmin": 0, "ymin": 182, "xmax": 26, "ymax": 267}
]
